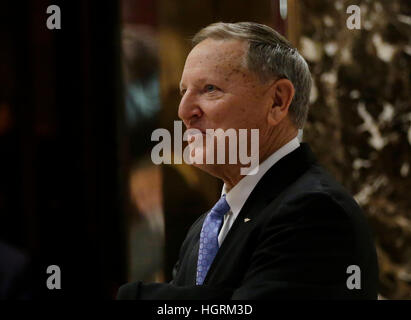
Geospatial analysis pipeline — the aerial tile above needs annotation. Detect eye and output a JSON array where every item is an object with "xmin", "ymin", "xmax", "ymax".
[
  {"xmin": 180, "ymin": 88, "xmax": 187, "ymax": 96},
  {"xmin": 204, "ymin": 84, "xmax": 217, "ymax": 93}
]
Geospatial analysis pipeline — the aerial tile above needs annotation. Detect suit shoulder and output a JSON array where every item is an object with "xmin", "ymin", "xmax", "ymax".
[
  {"xmin": 281, "ymin": 164, "xmax": 363, "ymax": 219},
  {"xmin": 269, "ymin": 164, "xmax": 376, "ymax": 251},
  {"xmin": 117, "ymin": 281, "xmax": 140, "ymax": 300}
]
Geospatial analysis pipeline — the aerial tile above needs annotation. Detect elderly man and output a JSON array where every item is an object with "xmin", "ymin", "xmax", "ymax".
[{"xmin": 118, "ymin": 22, "xmax": 378, "ymax": 299}]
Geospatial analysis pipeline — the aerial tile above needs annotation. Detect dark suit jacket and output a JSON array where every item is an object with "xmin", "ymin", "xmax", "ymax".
[{"xmin": 117, "ymin": 143, "xmax": 379, "ymax": 299}]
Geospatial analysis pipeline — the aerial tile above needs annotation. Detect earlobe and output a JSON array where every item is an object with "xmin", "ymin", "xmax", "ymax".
[{"xmin": 267, "ymin": 107, "xmax": 281, "ymax": 126}]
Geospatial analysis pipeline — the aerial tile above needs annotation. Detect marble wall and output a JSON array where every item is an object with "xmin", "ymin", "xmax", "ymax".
[{"xmin": 299, "ymin": 0, "xmax": 411, "ymax": 299}]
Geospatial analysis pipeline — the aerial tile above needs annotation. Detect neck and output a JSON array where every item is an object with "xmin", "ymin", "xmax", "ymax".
[{"xmin": 222, "ymin": 124, "xmax": 298, "ymax": 191}]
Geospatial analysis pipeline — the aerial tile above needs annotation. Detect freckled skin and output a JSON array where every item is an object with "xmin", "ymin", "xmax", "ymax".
[
  {"xmin": 178, "ymin": 38, "xmax": 293, "ymax": 188},
  {"xmin": 180, "ymin": 40, "xmax": 270, "ymax": 128}
]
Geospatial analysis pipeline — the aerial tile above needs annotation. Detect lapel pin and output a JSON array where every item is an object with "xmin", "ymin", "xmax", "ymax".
[{"xmin": 244, "ymin": 218, "xmax": 251, "ymax": 223}]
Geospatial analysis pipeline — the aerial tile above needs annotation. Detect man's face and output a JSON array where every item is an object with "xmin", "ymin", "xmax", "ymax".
[{"xmin": 178, "ymin": 38, "xmax": 274, "ymax": 175}]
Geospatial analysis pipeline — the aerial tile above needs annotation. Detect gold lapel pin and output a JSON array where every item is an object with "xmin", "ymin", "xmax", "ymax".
[{"xmin": 244, "ymin": 218, "xmax": 251, "ymax": 223}]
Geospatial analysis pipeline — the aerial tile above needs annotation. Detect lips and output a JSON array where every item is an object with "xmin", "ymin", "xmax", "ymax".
[
  {"xmin": 187, "ymin": 132, "xmax": 205, "ymax": 144},
  {"xmin": 185, "ymin": 127, "xmax": 208, "ymax": 146}
]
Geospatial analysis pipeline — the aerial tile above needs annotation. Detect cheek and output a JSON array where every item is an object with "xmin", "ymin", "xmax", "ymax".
[
  {"xmin": 230, "ymin": 100, "xmax": 267, "ymax": 129},
  {"xmin": 204, "ymin": 93, "xmax": 266, "ymax": 129},
  {"xmin": 202, "ymin": 98, "xmax": 233, "ymax": 124}
]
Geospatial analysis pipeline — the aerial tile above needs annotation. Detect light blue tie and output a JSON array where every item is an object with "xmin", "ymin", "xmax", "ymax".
[{"xmin": 196, "ymin": 194, "xmax": 230, "ymax": 285}]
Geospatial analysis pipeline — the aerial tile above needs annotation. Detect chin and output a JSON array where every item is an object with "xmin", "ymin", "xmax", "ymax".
[{"xmin": 191, "ymin": 162, "xmax": 224, "ymax": 180}]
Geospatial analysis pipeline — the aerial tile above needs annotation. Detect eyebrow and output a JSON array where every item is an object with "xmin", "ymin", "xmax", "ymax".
[{"xmin": 179, "ymin": 77, "xmax": 214, "ymax": 91}]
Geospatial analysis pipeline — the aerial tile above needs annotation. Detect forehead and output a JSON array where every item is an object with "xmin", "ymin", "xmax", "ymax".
[
  {"xmin": 181, "ymin": 38, "xmax": 250, "ymax": 83},
  {"xmin": 187, "ymin": 38, "xmax": 247, "ymax": 66}
]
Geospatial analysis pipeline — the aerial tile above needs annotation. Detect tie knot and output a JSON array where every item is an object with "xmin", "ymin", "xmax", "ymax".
[{"xmin": 210, "ymin": 194, "xmax": 230, "ymax": 218}]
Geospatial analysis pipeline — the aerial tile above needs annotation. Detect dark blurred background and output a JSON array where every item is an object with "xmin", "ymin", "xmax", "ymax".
[
  {"xmin": 0, "ymin": 0, "xmax": 126, "ymax": 299},
  {"xmin": 0, "ymin": 0, "xmax": 410, "ymax": 299}
]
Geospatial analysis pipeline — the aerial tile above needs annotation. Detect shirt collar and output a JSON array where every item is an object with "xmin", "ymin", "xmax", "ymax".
[{"xmin": 222, "ymin": 136, "xmax": 300, "ymax": 217}]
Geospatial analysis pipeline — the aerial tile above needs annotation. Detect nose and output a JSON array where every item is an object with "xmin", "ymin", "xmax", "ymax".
[{"xmin": 178, "ymin": 90, "xmax": 203, "ymax": 126}]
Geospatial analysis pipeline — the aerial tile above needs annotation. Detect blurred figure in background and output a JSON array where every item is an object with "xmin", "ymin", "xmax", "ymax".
[
  {"xmin": 0, "ymin": 241, "xmax": 33, "ymax": 299},
  {"xmin": 121, "ymin": 25, "xmax": 164, "ymax": 283}
]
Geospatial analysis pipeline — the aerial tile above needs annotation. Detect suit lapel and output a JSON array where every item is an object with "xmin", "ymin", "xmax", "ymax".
[{"xmin": 203, "ymin": 143, "xmax": 317, "ymax": 283}]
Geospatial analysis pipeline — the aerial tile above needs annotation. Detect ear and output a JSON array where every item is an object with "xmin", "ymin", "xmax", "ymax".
[{"xmin": 267, "ymin": 78, "xmax": 295, "ymax": 126}]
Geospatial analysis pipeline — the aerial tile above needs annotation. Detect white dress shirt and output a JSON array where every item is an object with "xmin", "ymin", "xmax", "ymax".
[{"xmin": 218, "ymin": 136, "xmax": 300, "ymax": 246}]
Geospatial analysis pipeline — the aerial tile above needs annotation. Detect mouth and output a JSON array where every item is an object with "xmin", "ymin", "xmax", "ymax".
[
  {"xmin": 186, "ymin": 126, "xmax": 208, "ymax": 142},
  {"xmin": 187, "ymin": 132, "xmax": 206, "ymax": 144}
]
